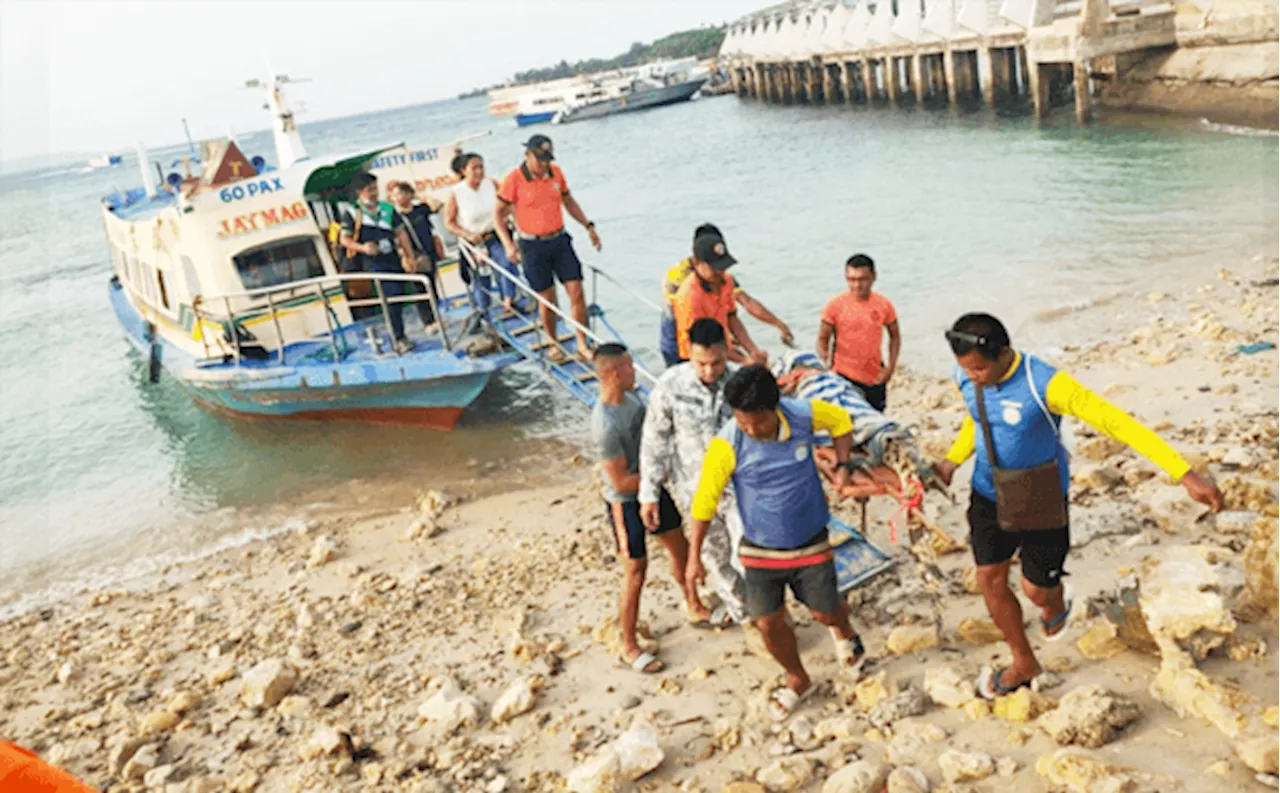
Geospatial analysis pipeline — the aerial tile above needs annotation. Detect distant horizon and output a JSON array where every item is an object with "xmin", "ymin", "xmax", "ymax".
[
  {"xmin": 0, "ymin": 93, "xmax": 471, "ymax": 173},
  {"xmin": 0, "ymin": 0, "xmax": 762, "ymax": 165}
]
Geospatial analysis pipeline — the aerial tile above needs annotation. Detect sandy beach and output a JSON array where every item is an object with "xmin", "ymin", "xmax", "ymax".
[{"xmin": 3, "ymin": 255, "xmax": 1277, "ymax": 793}]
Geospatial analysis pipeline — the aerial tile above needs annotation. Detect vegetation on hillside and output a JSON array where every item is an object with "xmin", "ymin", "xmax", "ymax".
[{"xmin": 511, "ymin": 26, "xmax": 724, "ymax": 84}]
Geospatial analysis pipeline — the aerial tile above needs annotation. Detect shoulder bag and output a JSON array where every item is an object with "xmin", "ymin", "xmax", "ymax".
[{"xmin": 974, "ymin": 363, "xmax": 1068, "ymax": 532}]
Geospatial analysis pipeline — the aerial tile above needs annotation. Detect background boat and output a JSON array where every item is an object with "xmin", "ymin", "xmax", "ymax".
[{"xmin": 552, "ymin": 74, "xmax": 708, "ymax": 124}]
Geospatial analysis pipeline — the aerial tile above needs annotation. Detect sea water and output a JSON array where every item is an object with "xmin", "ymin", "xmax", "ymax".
[{"xmin": 0, "ymin": 94, "xmax": 1275, "ymax": 605}]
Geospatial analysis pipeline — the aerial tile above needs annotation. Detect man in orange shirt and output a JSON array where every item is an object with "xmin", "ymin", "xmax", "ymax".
[
  {"xmin": 673, "ymin": 230, "xmax": 768, "ymax": 365},
  {"xmin": 493, "ymin": 134, "xmax": 601, "ymax": 361},
  {"xmin": 815, "ymin": 254, "xmax": 900, "ymax": 411}
]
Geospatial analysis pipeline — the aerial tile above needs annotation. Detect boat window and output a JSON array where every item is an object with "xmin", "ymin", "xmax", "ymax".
[
  {"xmin": 232, "ymin": 237, "xmax": 325, "ymax": 291},
  {"xmin": 181, "ymin": 255, "xmax": 201, "ymax": 296}
]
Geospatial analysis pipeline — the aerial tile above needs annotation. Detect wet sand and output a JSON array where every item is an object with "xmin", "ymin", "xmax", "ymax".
[{"xmin": 1, "ymin": 256, "xmax": 1276, "ymax": 793}]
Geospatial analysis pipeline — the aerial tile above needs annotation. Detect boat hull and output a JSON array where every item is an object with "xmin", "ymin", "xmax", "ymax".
[
  {"xmin": 109, "ymin": 278, "xmax": 512, "ymax": 430},
  {"xmin": 555, "ymin": 79, "xmax": 706, "ymax": 124},
  {"xmin": 515, "ymin": 111, "xmax": 557, "ymax": 127},
  {"xmin": 186, "ymin": 375, "xmax": 488, "ymax": 429}
]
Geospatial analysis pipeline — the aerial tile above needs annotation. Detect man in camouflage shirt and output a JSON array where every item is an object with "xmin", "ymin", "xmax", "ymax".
[{"xmin": 639, "ymin": 318, "xmax": 747, "ymax": 625}]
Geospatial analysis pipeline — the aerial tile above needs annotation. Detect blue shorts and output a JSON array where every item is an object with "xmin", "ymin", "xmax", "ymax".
[{"xmin": 520, "ymin": 233, "xmax": 582, "ymax": 293}]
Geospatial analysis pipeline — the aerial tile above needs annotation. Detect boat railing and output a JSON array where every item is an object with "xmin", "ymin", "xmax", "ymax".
[
  {"xmin": 457, "ymin": 238, "xmax": 660, "ymax": 386},
  {"xmin": 195, "ymin": 270, "xmax": 460, "ymax": 367}
]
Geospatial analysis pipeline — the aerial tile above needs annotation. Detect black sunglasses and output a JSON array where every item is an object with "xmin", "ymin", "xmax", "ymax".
[{"xmin": 944, "ymin": 329, "xmax": 988, "ymax": 355}]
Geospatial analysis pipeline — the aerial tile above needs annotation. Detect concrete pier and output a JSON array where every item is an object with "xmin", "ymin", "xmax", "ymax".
[{"xmin": 722, "ymin": 0, "xmax": 1191, "ymax": 122}]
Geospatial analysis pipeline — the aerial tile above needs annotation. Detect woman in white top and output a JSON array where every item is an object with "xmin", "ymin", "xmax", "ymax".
[{"xmin": 444, "ymin": 153, "xmax": 522, "ymax": 313}]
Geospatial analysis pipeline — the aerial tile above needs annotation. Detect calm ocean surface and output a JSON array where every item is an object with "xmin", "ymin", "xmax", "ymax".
[{"xmin": 1, "ymin": 94, "xmax": 1275, "ymax": 603}]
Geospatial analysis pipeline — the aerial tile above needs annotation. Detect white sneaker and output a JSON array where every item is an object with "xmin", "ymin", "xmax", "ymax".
[{"xmin": 393, "ymin": 338, "xmax": 415, "ymax": 355}]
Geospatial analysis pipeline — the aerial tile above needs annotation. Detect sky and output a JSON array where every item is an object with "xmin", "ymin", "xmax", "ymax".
[{"xmin": 0, "ymin": 0, "xmax": 766, "ymax": 163}]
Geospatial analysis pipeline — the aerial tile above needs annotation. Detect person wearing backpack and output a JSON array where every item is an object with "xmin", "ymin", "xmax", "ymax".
[{"xmin": 339, "ymin": 172, "xmax": 414, "ymax": 354}]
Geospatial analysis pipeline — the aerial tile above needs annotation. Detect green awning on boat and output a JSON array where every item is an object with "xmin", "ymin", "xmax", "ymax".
[{"xmin": 302, "ymin": 143, "xmax": 403, "ymax": 196}]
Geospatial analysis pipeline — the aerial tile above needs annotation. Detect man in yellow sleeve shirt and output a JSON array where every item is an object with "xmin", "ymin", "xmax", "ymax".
[
  {"xmin": 933, "ymin": 313, "xmax": 1223, "ymax": 699},
  {"xmin": 688, "ymin": 365, "xmax": 868, "ymax": 722}
]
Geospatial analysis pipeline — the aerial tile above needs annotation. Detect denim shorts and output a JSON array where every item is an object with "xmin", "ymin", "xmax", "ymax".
[{"xmin": 519, "ymin": 233, "xmax": 583, "ymax": 293}]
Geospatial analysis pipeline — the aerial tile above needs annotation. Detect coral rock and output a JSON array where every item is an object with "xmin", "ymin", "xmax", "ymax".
[
  {"xmin": 1076, "ymin": 623, "xmax": 1127, "ymax": 661},
  {"xmin": 886, "ymin": 766, "xmax": 930, "ymax": 793},
  {"xmin": 1239, "ymin": 517, "xmax": 1279, "ymax": 631},
  {"xmin": 306, "ymin": 535, "xmax": 339, "ymax": 569},
  {"xmin": 822, "ymin": 760, "xmax": 888, "ymax": 793},
  {"xmin": 417, "ymin": 677, "xmax": 482, "ymax": 735},
  {"xmin": 139, "ymin": 709, "xmax": 179, "ymax": 735},
  {"xmin": 756, "ymin": 757, "xmax": 814, "ymax": 792},
  {"xmin": 240, "ymin": 659, "xmax": 298, "ymax": 709},
  {"xmin": 1264, "ymin": 706, "xmax": 1279, "ymax": 729},
  {"xmin": 1150, "ymin": 656, "xmax": 1253, "ymax": 739},
  {"xmin": 122, "ymin": 743, "xmax": 158, "ymax": 781},
  {"xmin": 993, "ymin": 687, "xmax": 1057, "ymax": 723},
  {"xmin": 166, "ymin": 690, "xmax": 202, "ymax": 716},
  {"xmin": 957, "ymin": 617, "xmax": 1004, "ymax": 645},
  {"xmin": 938, "ymin": 749, "xmax": 995, "ymax": 783},
  {"xmin": 490, "ymin": 675, "xmax": 543, "ymax": 724},
  {"xmin": 567, "ymin": 751, "xmax": 623, "ymax": 793},
  {"xmin": 869, "ymin": 687, "xmax": 928, "ymax": 728},
  {"xmin": 1035, "ymin": 748, "xmax": 1138, "ymax": 793},
  {"xmin": 924, "ymin": 665, "xmax": 975, "ymax": 709},
  {"xmin": 614, "ymin": 717, "xmax": 665, "ymax": 781},
  {"xmin": 884, "ymin": 721, "xmax": 947, "ymax": 766},
  {"xmin": 963, "ymin": 699, "xmax": 992, "ymax": 721},
  {"xmin": 299, "ymin": 726, "xmax": 346, "ymax": 760},
  {"xmin": 885, "ymin": 624, "xmax": 940, "ymax": 656},
  {"xmin": 1237, "ymin": 735, "xmax": 1280, "ymax": 775},
  {"xmin": 1037, "ymin": 686, "xmax": 1142, "ymax": 748},
  {"xmin": 1138, "ymin": 545, "xmax": 1242, "ymax": 660},
  {"xmin": 852, "ymin": 671, "xmax": 891, "ymax": 711}
]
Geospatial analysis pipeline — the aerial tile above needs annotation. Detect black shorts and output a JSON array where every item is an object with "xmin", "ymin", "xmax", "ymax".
[
  {"xmin": 605, "ymin": 488, "xmax": 681, "ymax": 560},
  {"xmin": 519, "ymin": 233, "xmax": 583, "ymax": 293},
  {"xmin": 840, "ymin": 375, "xmax": 887, "ymax": 412},
  {"xmin": 968, "ymin": 492, "xmax": 1070, "ymax": 589},
  {"xmin": 744, "ymin": 558, "xmax": 842, "ymax": 619}
]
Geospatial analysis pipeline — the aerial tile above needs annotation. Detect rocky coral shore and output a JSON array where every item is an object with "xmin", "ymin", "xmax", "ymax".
[{"xmin": 2, "ymin": 258, "xmax": 1276, "ymax": 793}]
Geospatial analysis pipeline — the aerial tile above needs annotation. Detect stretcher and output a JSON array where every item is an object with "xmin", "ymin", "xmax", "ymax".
[{"xmin": 821, "ymin": 451, "xmax": 964, "ymax": 591}]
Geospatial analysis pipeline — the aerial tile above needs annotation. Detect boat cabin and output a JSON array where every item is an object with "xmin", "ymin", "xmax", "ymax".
[{"xmin": 102, "ymin": 137, "xmax": 466, "ymax": 366}]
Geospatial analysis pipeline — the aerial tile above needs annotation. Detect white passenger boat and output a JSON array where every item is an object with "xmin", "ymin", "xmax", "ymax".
[{"xmin": 100, "ymin": 76, "xmax": 528, "ymax": 429}]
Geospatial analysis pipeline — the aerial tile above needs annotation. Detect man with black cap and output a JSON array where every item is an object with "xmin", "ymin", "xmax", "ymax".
[
  {"xmin": 494, "ymin": 134, "xmax": 601, "ymax": 361},
  {"xmin": 672, "ymin": 229, "xmax": 768, "ymax": 365}
]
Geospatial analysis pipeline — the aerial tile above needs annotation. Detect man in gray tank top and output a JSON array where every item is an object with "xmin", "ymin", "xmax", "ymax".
[{"xmin": 592, "ymin": 344, "xmax": 708, "ymax": 674}]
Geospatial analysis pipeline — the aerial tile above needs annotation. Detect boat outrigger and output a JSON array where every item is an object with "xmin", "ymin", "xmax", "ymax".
[{"xmin": 100, "ymin": 74, "xmax": 639, "ymax": 429}]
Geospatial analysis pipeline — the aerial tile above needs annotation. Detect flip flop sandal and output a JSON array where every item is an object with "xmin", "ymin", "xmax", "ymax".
[
  {"xmin": 547, "ymin": 347, "xmax": 569, "ymax": 364},
  {"xmin": 619, "ymin": 650, "xmax": 664, "ymax": 674},
  {"xmin": 1042, "ymin": 583, "xmax": 1076, "ymax": 643},
  {"xmin": 690, "ymin": 604, "xmax": 736, "ymax": 630},
  {"xmin": 834, "ymin": 632, "xmax": 868, "ymax": 677},
  {"xmin": 767, "ymin": 684, "xmax": 813, "ymax": 722},
  {"xmin": 977, "ymin": 666, "xmax": 1032, "ymax": 701}
]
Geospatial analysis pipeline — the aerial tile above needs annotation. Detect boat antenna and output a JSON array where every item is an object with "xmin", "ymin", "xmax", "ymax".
[
  {"xmin": 136, "ymin": 141, "xmax": 156, "ymax": 199},
  {"xmin": 181, "ymin": 117, "xmax": 197, "ymax": 158},
  {"xmin": 244, "ymin": 68, "xmax": 311, "ymax": 169}
]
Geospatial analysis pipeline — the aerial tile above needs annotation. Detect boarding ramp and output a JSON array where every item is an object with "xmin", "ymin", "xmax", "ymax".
[
  {"xmin": 460, "ymin": 239, "xmax": 892, "ymax": 592},
  {"xmin": 458, "ymin": 239, "xmax": 657, "ymax": 406}
]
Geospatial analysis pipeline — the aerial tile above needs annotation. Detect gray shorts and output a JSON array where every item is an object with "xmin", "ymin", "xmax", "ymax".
[{"xmin": 743, "ymin": 559, "xmax": 842, "ymax": 619}]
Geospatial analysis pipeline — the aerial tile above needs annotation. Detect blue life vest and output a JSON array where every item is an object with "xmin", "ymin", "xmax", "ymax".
[
  {"xmin": 722, "ymin": 398, "xmax": 829, "ymax": 550},
  {"xmin": 955, "ymin": 353, "xmax": 1069, "ymax": 501}
]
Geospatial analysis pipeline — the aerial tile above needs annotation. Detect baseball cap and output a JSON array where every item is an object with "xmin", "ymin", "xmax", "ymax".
[
  {"xmin": 524, "ymin": 134, "xmax": 555, "ymax": 161},
  {"xmin": 693, "ymin": 231, "xmax": 737, "ymax": 271}
]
